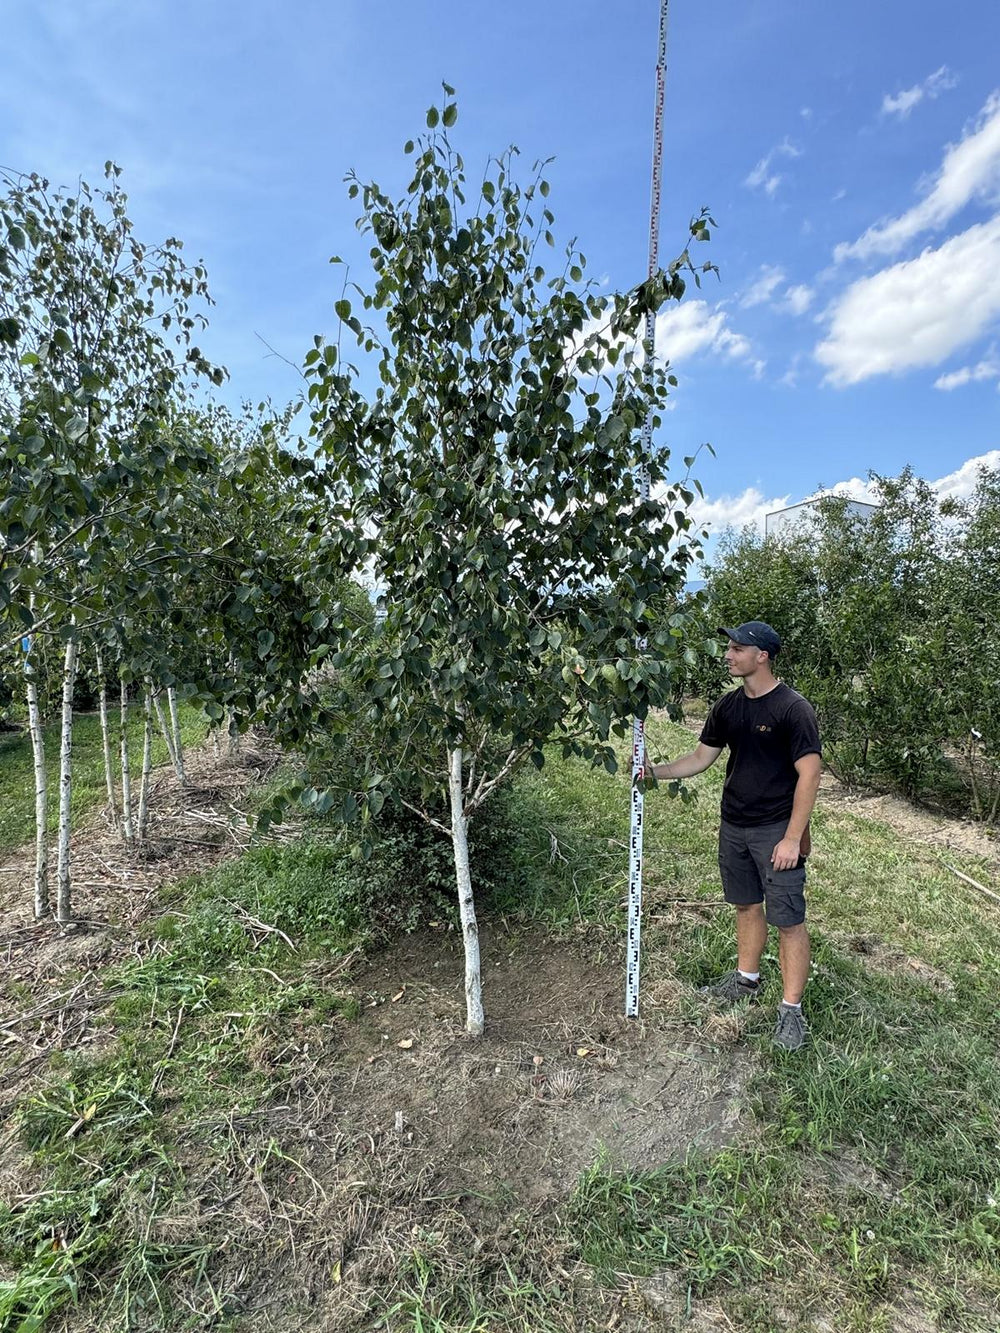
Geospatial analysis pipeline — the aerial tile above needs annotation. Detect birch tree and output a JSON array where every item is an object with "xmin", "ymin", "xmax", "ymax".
[
  {"xmin": 308, "ymin": 95, "xmax": 710, "ymax": 1034},
  {"xmin": 54, "ymin": 628, "xmax": 79, "ymax": 921},
  {"xmin": 0, "ymin": 165, "xmax": 221, "ymax": 916},
  {"xmin": 94, "ymin": 645, "xmax": 119, "ymax": 830},
  {"xmin": 24, "ymin": 633, "xmax": 48, "ymax": 918}
]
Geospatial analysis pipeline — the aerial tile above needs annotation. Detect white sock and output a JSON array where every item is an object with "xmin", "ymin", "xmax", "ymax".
[
  {"xmin": 781, "ymin": 1000, "xmax": 802, "ymax": 1010},
  {"xmin": 738, "ymin": 970, "xmax": 760, "ymax": 983}
]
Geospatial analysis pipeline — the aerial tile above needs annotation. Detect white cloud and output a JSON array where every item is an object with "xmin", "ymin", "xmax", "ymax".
[
  {"xmin": 745, "ymin": 138, "xmax": 802, "ymax": 196},
  {"xmin": 565, "ymin": 300, "xmax": 756, "ymax": 391},
  {"xmin": 882, "ymin": 66, "xmax": 957, "ymax": 120},
  {"xmin": 783, "ymin": 285, "xmax": 814, "ymax": 316},
  {"xmin": 692, "ymin": 451, "xmax": 1000, "ymax": 533},
  {"xmin": 780, "ymin": 354, "xmax": 804, "ymax": 388},
  {"xmin": 653, "ymin": 300, "xmax": 754, "ymax": 366},
  {"xmin": 933, "ymin": 359, "xmax": 1000, "ymax": 390},
  {"xmin": 690, "ymin": 486, "xmax": 793, "ymax": 533},
  {"xmin": 816, "ymin": 216, "xmax": 1000, "ymax": 385},
  {"xmin": 740, "ymin": 265, "xmax": 786, "ymax": 308},
  {"xmin": 836, "ymin": 91, "xmax": 1000, "ymax": 262},
  {"xmin": 932, "ymin": 450, "xmax": 1000, "ymax": 498},
  {"xmin": 739, "ymin": 270, "xmax": 813, "ymax": 317}
]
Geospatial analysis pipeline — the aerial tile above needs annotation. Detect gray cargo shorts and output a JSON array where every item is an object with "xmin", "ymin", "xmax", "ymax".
[{"xmin": 718, "ymin": 819, "xmax": 806, "ymax": 927}]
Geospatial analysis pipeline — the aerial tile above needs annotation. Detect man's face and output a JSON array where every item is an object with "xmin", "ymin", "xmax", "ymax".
[{"xmin": 724, "ymin": 639, "xmax": 768, "ymax": 676}]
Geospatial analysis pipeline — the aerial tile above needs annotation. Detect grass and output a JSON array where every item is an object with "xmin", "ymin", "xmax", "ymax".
[
  {"xmin": 0, "ymin": 784, "xmax": 525, "ymax": 1330},
  {"xmin": 2, "ymin": 712, "xmax": 1000, "ymax": 1330},
  {"xmin": 0, "ymin": 702, "xmax": 208, "ymax": 853},
  {"xmin": 557, "ymin": 715, "xmax": 1000, "ymax": 1329},
  {"xmin": 0, "ymin": 834, "xmax": 366, "ymax": 1330}
]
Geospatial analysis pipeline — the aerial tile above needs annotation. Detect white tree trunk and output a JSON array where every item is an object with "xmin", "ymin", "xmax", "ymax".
[
  {"xmin": 137, "ymin": 682, "xmax": 154, "ymax": 844},
  {"xmin": 55, "ymin": 635, "xmax": 79, "ymax": 923},
  {"xmin": 166, "ymin": 686, "xmax": 187, "ymax": 788},
  {"xmin": 25, "ymin": 644, "xmax": 49, "ymax": 920},
  {"xmin": 152, "ymin": 689, "xmax": 178, "ymax": 764},
  {"xmin": 95, "ymin": 646, "xmax": 118, "ymax": 830},
  {"xmin": 119, "ymin": 680, "xmax": 135, "ymax": 848},
  {"xmin": 448, "ymin": 746, "xmax": 484, "ymax": 1036}
]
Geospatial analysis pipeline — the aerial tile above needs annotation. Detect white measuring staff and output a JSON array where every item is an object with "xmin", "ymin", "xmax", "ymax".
[{"xmin": 626, "ymin": 0, "xmax": 670, "ymax": 1018}]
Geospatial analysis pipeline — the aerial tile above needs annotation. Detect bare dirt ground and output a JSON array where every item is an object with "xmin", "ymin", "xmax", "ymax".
[{"xmin": 209, "ymin": 925, "xmax": 753, "ymax": 1331}]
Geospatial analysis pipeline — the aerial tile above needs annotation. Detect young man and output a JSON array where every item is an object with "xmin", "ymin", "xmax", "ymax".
[{"xmin": 651, "ymin": 621, "xmax": 822, "ymax": 1050}]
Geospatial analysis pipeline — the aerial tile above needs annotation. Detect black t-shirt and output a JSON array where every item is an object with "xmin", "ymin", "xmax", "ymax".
[{"xmin": 699, "ymin": 683, "xmax": 821, "ymax": 827}]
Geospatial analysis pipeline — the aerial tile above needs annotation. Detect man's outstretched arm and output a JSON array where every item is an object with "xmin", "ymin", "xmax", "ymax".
[{"xmin": 650, "ymin": 743, "xmax": 723, "ymax": 781}]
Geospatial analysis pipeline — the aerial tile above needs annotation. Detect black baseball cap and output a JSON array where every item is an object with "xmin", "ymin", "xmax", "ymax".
[{"xmin": 718, "ymin": 621, "xmax": 782, "ymax": 657}]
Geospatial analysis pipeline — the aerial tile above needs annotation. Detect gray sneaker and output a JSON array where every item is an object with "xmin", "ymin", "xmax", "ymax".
[
  {"xmin": 700, "ymin": 970, "xmax": 761, "ymax": 1006},
  {"xmin": 773, "ymin": 1003, "xmax": 808, "ymax": 1051}
]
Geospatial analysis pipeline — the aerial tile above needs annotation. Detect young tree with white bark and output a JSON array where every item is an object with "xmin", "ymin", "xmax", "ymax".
[{"xmin": 307, "ymin": 95, "xmax": 711, "ymax": 1034}]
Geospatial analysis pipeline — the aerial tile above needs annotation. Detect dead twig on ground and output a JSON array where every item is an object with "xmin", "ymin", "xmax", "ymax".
[
  {"xmin": 150, "ymin": 1005, "xmax": 186, "ymax": 1096},
  {"xmin": 224, "ymin": 901, "xmax": 297, "ymax": 951},
  {"xmin": 942, "ymin": 860, "xmax": 1000, "ymax": 906}
]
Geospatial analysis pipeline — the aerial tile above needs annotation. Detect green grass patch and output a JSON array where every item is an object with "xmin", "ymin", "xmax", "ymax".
[
  {"xmin": 0, "ymin": 702, "xmax": 207, "ymax": 854},
  {"xmin": 0, "ymin": 833, "xmax": 366, "ymax": 1328},
  {"xmin": 0, "ymin": 781, "xmax": 537, "ymax": 1329},
  {"xmin": 504, "ymin": 716, "xmax": 1000, "ymax": 1324},
  {"xmin": 3, "ymin": 715, "xmax": 999, "ymax": 1328}
]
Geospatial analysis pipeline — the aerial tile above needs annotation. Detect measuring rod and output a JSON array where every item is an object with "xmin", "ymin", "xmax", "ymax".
[{"xmin": 626, "ymin": 0, "xmax": 669, "ymax": 1018}]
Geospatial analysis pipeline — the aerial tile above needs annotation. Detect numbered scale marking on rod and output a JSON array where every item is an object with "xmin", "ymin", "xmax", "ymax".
[{"xmin": 626, "ymin": 0, "xmax": 670, "ymax": 1019}]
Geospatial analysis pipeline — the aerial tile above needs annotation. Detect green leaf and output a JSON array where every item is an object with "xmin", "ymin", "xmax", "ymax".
[
  {"xmin": 426, "ymin": 106, "xmax": 440, "ymax": 128},
  {"xmin": 335, "ymin": 299, "xmax": 352, "ymax": 321},
  {"xmin": 442, "ymin": 103, "xmax": 458, "ymax": 128}
]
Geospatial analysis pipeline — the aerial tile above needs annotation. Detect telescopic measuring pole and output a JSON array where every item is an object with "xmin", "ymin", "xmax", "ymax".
[{"xmin": 625, "ymin": 0, "xmax": 669, "ymax": 1018}]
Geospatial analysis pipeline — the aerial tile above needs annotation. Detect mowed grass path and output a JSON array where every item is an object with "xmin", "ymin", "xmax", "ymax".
[{"xmin": 0, "ymin": 703, "xmax": 209, "ymax": 854}]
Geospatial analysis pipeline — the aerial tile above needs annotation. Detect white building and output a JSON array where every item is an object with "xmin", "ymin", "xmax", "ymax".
[{"xmin": 764, "ymin": 497, "xmax": 878, "ymax": 540}]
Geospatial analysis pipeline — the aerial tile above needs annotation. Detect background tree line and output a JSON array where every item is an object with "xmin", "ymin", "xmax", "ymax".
[{"xmin": 689, "ymin": 466, "xmax": 1000, "ymax": 822}]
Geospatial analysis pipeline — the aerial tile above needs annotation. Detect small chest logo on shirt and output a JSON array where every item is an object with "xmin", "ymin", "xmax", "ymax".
[{"xmin": 755, "ymin": 724, "xmax": 773, "ymax": 733}]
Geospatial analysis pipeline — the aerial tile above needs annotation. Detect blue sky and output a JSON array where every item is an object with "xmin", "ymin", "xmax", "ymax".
[{"xmin": 4, "ymin": 0, "xmax": 999, "ymax": 534}]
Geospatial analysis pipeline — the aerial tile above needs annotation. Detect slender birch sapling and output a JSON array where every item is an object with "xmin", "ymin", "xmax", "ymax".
[
  {"xmin": 55, "ymin": 630, "xmax": 79, "ymax": 921},
  {"xmin": 137, "ymin": 682, "xmax": 154, "ymax": 844},
  {"xmin": 309, "ymin": 94, "xmax": 711, "ymax": 1033},
  {"xmin": 25, "ymin": 636, "xmax": 49, "ymax": 919},
  {"xmin": 95, "ymin": 645, "xmax": 119, "ymax": 830},
  {"xmin": 119, "ymin": 679, "xmax": 135, "ymax": 848}
]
